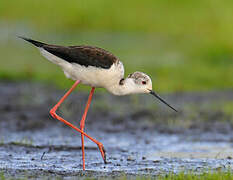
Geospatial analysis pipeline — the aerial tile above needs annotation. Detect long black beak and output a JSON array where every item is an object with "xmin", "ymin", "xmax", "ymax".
[{"xmin": 149, "ymin": 90, "xmax": 178, "ymax": 112}]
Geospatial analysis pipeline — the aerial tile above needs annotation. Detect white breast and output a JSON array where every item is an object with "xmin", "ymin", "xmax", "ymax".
[{"xmin": 65, "ymin": 61, "xmax": 124, "ymax": 88}]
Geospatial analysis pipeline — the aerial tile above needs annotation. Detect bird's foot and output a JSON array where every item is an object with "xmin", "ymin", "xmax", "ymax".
[{"xmin": 98, "ymin": 143, "xmax": 107, "ymax": 164}]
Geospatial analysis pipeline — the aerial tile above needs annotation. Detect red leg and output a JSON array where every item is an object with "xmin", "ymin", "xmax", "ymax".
[
  {"xmin": 80, "ymin": 87, "xmax": 95, "ymax": 170},
  {"xmin": 49, "ymin": 81, "xmax": 106, "ymax": 170}
]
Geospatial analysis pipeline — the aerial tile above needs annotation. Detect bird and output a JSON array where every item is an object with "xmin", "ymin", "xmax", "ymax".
[{"xmin": 19, "ymin": 36, "xmax": 177, "ymax": 170}]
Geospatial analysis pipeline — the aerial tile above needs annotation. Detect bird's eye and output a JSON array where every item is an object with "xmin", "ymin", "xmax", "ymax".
[{"xmin": 142, "ymin": 81, "xmax": 147, "ymax": 85}]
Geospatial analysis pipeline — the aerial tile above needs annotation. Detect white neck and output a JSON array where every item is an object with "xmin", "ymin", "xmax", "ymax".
[{"xmin": 105, "ymin": 78, "xmax": 140, "ymax": 96}]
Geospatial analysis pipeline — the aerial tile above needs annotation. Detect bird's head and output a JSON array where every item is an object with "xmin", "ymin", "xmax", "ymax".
[
  {"xmin": 125, "ymin": 71, "xmax": 177, "ymax": 112},
  {"xmin": 126, "ymin": 71, "xmax": 152, "ymax": 94}
]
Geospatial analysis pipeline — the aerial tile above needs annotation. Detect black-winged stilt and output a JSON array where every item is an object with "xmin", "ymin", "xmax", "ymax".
[{"xmin": 19, "ymin": 36, "xmax": 177, "ymax": 170}]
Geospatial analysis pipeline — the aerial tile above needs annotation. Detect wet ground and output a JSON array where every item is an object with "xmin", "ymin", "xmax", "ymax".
[{"xmin": 0, "ymin": 82, "xmax": 233, "ymax": 179}]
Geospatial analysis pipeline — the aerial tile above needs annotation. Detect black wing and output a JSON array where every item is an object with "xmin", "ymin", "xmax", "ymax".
[
  {"xmin": 19, "ymin": 37, "xmax": 118, "ymax": 69},
  {"xmin": 44, "ymin": 45, "xmax": 118, "ymax": 69}
]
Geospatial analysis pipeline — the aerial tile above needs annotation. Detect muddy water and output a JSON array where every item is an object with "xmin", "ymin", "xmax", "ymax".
[
  {"xmin": 0, "ymin": 82, "xmax": 233, "ymax": 178},
  {"xmin": 1, "ymin": 128, "xmax": 233, "ymax": 178}
]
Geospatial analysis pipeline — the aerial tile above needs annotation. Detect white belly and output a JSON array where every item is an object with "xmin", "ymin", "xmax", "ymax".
[{"xmin": 39, "ymin": 48, "xmax": 124, "ymax": 88}]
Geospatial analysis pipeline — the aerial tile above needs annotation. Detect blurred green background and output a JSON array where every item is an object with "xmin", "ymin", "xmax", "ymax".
[{"xmin": 1, "ymin": 0, "xmax": 233, "ymax": 92}]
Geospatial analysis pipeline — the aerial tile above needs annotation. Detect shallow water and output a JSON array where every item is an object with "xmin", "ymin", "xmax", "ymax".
[
  {"xmin": 0, "ymin": 82, "xmax": 233, "ymax": 178},
  {"xmin": 1, "ymin": 127, "xmax": 233, "ymax": 178}
]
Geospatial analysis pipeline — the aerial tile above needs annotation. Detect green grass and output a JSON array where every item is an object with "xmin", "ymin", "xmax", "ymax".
[
  {"xmin": 1, "ymin": 0, "xmax": 233, "ymax": 92},
  {"xmin": 156, "ymin": 171, "xmax": 233, "ymax": 180},
  {"xmin": 1, "ymin": 171, "xmax": 233, "ymax": 180},
  {"xmin": 2, "ymin": 0, "xmax": 233, "ymax": 35}
]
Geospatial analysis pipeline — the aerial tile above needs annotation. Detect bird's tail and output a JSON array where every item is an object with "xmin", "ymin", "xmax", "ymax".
[{"xmin": 18, "ymin": 36, "xmax": 46, "ymax": 47}]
